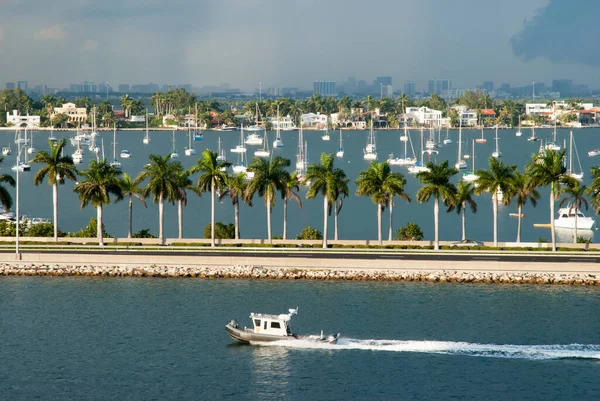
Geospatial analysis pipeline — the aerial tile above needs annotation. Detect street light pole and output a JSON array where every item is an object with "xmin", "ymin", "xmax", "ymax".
[{"xmin": 15, "ymin": 145, "xmax": 20, "ymax": 257}]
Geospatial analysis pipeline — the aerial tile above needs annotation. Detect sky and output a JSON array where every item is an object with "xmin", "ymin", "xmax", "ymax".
[{"xmin": 0, "ymin": 0, "xmax": 599, "ymax": 91}]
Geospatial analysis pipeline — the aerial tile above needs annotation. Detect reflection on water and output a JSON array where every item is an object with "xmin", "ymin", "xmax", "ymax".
[
  {"xmin": 555, "ymin": 228, "xmax": 594, "ymax": 243},
  {"xmin": 249, "ymin": 346, "xmax": 290, "ymax": 401}
]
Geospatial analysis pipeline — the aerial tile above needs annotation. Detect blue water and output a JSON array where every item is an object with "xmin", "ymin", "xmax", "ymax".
[
  {"xmin": 1, "ymin": 277, "xmax": 599, "ymax": 400},
  {"xmin": 8, "ymin": 128, "xmax": 600, "ymax": 242}
]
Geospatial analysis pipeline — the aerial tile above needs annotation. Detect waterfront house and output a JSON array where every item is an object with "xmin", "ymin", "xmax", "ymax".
[
  {"xmin": 268, "ymin": 115, "xmax": 296, "ymax": 130},
  {"xmin": 451, "ymin": 106, "xmax": 478, "ymax": 127},
  {"xmin": 301, "ymin": 112, "xmax": 328, "ymax": 128},
  {"xmin": 6, "ymin": 110, "xmax": 40, "ymax": 128},
  {"xmin": 405, "ymin": 107, "xmax": 443, "ymax": 127},
  {"xmin": 479, "ymin": 109, "xmax": 497, "ymax": 125},
  {"xmin": 50, "ymin": 103, "xmax": 88, "ymax": 124}
]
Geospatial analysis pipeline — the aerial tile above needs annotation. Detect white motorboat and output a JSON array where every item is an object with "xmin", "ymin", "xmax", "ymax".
[
  {"xmin": 225, "ymin": 307, "xmax": 339, "ymax": 345},
  {"xmin": 455, "ymin": 121, "xmax": 467, "ymax": 169},
  {"xmin": 554, "ymin": 206, "xmax": 595, "ymax": 230},
  {"xmin": 245, "ymin": 132, "xmax": 263, "ymax": 145},
  {"xmin": 2, "ymin": 146, "xmax": 11, "ymax": 156},
  {"xmin": 588, "ymin": 149, "xmax": 600, "ymax": 157},
  {"xmin": 72, "ymin": 148, "xmax": 84, "ymax": 165},
  {"xmin": 120, "ymin": 150, "xmax": 131, "ymax": 159},
  {"xmin": 322, "ymin": 129, "xmax": 330, "ymax": 141},
  {"xmin": 363, "ymin": 121, "xmax": 377, "ymax": 161},
  {"xmin": 491, "ymin": 125, "xmax": 502, "ymax": 158},
  {"xmin": 218, "ymin": 125, "xmax": 237, "ymax": 131}
]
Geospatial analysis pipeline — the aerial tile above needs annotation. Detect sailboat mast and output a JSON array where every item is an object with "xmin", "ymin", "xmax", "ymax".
[
  {"xmin": 457, "ymin": 121, "xmax": 462, "ymax": 162},
  {"xmin": 569, "ymin": 131, "xmax": 573, "ymax": 172},
  {"xmin": 113, "ymin": 124, "xmax": 117, "ymax": 160}
]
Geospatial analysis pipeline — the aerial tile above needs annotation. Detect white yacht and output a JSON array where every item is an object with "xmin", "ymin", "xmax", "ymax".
[
  {"xmin": 245, "ymin": 132, "xmax": 263, "ymax": 145},
  {"xmin": 254, "ymin": 131, "xmax": 270, "ymax": 158},
  {"xmin": 2, "ymin": 145, "xmax": 11, "ymax": 156},
  {"xmin": 231, "ymin": 126, "xmax": 247, "ymax": 154},
  {"xmin": 455, "ymin": 122, "xmax": 467, "ymax": 169},
  {"xmin": 120, "ymin": 150, "xmax": 131, "ymax": 159},
  {"xmin": 554, "ymin": 206, "xmax": 595, "ymax": 230},
  {"xmin": 322, "ymin": 128, "xmax": 331, "ymax": 141},
  {"xmin": 363, "ymin": 121, "xmax": 377, "ymax": 161}
]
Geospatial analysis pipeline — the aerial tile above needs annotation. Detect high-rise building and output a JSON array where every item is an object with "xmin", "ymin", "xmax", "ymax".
[
  {"xmin": 403, "ymin": 81, "xmax": 416, "ymax": 98},
  {"xmin": 281, "ymin": 88, "xmax": 297, "ymax": 96},
  {"xmin": 98, "ymin": 82, "xmax": 112, "ymax": 95},
  {"xmin": 483, "ymin": 81, "xmax": 494, "ymax": 92},
  {"xmin": 313, "ymin": 81, "xmax": 336, "ymax": 96},
  {"xmin": 6, "ymin": 82, "xmax": 15, "ymax": 90},
  {"xmin": 17, "ymin": 81, "xmax": 28, "ymax": 91},
  {"xmin": 118, "ymin": 84, "xmax": 130, "ymax": 93},
  {"xmin": 70, "ymin": 83, "xmax": 82, "ymax": 93},
  {"xmin": 375, "ymin": 76, "xmax": 393, "ymax": 87},
  {"xmin": 428, "ymin": 79, "xmax": 451, "ymax": 96},
  {"xmin": 552, "ymin": 79, "xmax": 573, "ymax": 97}
]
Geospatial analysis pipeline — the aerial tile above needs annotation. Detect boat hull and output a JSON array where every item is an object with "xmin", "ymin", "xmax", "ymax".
[
  {"xmin": 554, "ymin": 218, "xmax": 595, "ymax": 230},
  {"xmin": 225, "ymin": 323, "xmax": 339, "ymax": 345}
]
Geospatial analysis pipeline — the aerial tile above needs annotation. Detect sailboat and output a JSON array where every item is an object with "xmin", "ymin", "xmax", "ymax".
[
  {"xmin": 246, "ymin": 103, "xmax": 264, "ymax": 131},
  {"xmin": 110, "ymin": 125, "xmax": 121, "ymax": 168},
  {"xmin": 231, "ymin": 126, "xmax": 247, "ymax": 154},
  {"xmin": 170, "ymin": 130, "xmax": 179, "ymax": 159},
  {"xmin": 408, "ymin": 128, "xmax": 430, "ymax": 174},
  {"xmin": 463, "ymin": 139, "xmax": 470, "ymax": 159},
  {"xmin": 425, "ymin": 128, "xmax": 436, "ymax": 150},
  {"xmin": 462, "ymin": 139, "xmax": 478, "ymax": 182},
  {"xmin": 254, "ymin": 131, "xmax": 270, "ymax": 158},
  {"xmin": 475, "ymin": 125, "xmax": 487, "ymax": 144},
  {"xmin": 2, "ymin": 144, "xmax": 11, "ymax": 156},
  {"xmin": 193, "ymin": 104, "xmax": 203, "ymax": 141},
  {"xmin": 336, "ymin": 129, "xmax": 344, "ymax": 158},
  {"xmin": 455, "ymin": 120, "xmax": 467, "ymax": 169},
  {"xmin": 216, "ymin": 137, "xmax": 226, "ymax": 162},
  {"xmin": 545, "ymin": 121, "xmax": 561, "ymax": 151},
  {"xmin": 527, "ymin": 126, "xmax": 539, "ymax": 142},
  {"xmin": 27, "ymin": 129, "xmax": 36, "ymax": 154},
  {"xmin": 515, "ymin": 115, "xmax": 522, "ymax": 137},
  {"xmin": 273, "ymin": 106, "xmax": 284, "ymax": 148},
  {"xmin": 322, "ymin": 119, "xmax": 331, "ymax": 141},
  {"xmin": 492, "ymin": 125, "xmax": 502, "ymax": 158},
  {"xmin": 49, "ymin": 126, "xmax": 57, "ymax": 145},
  {"xmin": 363, "ymin": 121, "xmax": 377, "ymax": 161},
  {"xmin": 185, "ymin": 125, "xmax": 196, "ymax": 156},
  {"xmin": 295, "ymin": 124, "xmax": 307, "ymax": 171},
  {"xmin": 143, "ymin": 111, "xmax": 151, "ymax": 144},
  {"xmin": 443, "ymin": 127, "xmax": 452, "ymax": 145},
  {"xmin": 567, "ymin": 131, "xmax": 584, "ymax": 181},
  {"xmin": 12, "ymin": 129, "xmax": 31, "ymax": 171}
]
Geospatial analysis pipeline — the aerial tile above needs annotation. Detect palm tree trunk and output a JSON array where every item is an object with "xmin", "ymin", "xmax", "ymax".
[
  {"xmin": 550, "ymin": 183, "xmax": 556, "ymax": 251},
  {"xmin": 493, "ymin": 192, "xmax": 498, "ymax": 247},
  {"xmin": 159, "ymin": 192, "xmax": 164, "ymax": 245},
  {"xmin": 234, "ymin": 202, "xmax": 240, "ymax": 240},
  {"xmin": 517, "ymin": 204, "xmax": 522, "ymax": 243},
  {"xmin": 128, "ymin": 195, "xmax": 133, "ymax": 239},
  {"xmin": 377, "ymin": 204, "xmax": 382, "ymax": 246},
  {"xmin": 434, "ymin": 197, "xmax": 439, "ymax": 251},
  {"xmin": 266, "ymin": 192, "xmax": 272, "ymax": 244},
  {"xmin": 211, "ymin": 180, "xmax": 215, "ymax": 247},
  {"xmin": 334, "ymin": 201, "xmax": 339, "ymax": 241},
  {"xmin": 574, "ymin": 208, "xmax": 578, "ymax": 244},
  {"xmin": 462, "ymin": 201, "xmax": 466, "ymax": 241},
  {"xmin": 52, "ymin": 183, "xmax": 58, "ymax": 241},
  {"xmin": 283, "ymin": 198, "xmax": 287, "ymax": 240},
  {"xmin": 323, "ymin": 195, "xmax": 328, "ymax": 248},
  {"xmin": 388, "ymin": 199, "xmax": 393, "ymax": 242},
  {"xmin": 97, "ymin": 205, "xmax": 104, "ymax": 247},
  {"xmin": 178, "ymin": 200, "xmax": 183, "ymax": 239}
]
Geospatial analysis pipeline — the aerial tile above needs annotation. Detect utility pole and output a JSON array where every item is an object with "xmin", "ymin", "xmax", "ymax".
[{"xmin": 532, "ymin": 82, "xmax": 535, "ymax": 101}]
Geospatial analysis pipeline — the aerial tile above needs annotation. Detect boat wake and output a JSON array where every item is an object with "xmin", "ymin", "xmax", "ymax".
[{"xmin": 260, "ymin": 338, "xmax": 600, "ymax": 361}]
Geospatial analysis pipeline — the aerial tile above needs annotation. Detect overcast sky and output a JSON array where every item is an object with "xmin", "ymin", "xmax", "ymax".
[{"xmin": 1, "ymin": 0, "xmax": 599, "ymax": 91}]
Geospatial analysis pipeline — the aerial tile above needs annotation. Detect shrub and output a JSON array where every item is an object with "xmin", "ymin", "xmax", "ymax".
[
  {"xmin": 577, "ymin": 236, "xmax": 592, "ymax": 244},
  {"xmin": 66, "ymin": 218, "xmax": 112, "ymax": 238},
  {"xmin": 296, "ymin": 226, "xmax": 322, "ymax": 240},
  {"xmin": 396, "ymin": 222, "xmax": 424, "ymax": 241},
  {"xmin": 203, "ymin": 222, "xmax": 235, "ymax": 239},
  {"xmin": 0, "ymin": 221, "xmax": 26, "ymax": 236},
  {"xmin": 132, "ymin": 229, "xmax": 157, "ymax": 238},
  {"xmin": 537, "ymin": 236, "xmax": 549, "ymax": 243},
  {"xmin": 27, "ymin": 222, "xmax": 64, "ymax": 237}
]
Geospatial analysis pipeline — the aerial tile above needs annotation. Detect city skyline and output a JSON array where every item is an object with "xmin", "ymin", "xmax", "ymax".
[{"xmin": 1, "ymin": 0, "xmax": 599, "ymax": 91}]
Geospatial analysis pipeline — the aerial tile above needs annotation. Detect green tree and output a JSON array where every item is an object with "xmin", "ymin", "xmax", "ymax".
[
  {"xmin": 305, "ymin": 153, "xmax": 348, "ymax": 247},
  {"xmin": 510, "ymin": 170, "xmax": 540, "ymax": 243},
  {"xmin": 174, "ymin": 171, "xmax": 199, "ymax": 239},
  {"xmin": 31, "ymin": 139, "xmax": 77, "ymax": 240},
  {"xmin": 0, "ymin": 157, "xmax": 15, "ymax": 215},
  {"xmin": 245, "ymin": 156, "xmax": 291, "ymax": 244},
  {"xmin": 137, "ymin": 154, "xmax": 184, "ymax": 245},
  {"xmin": 219, "ymin": 173, "xmax": 252, "ymax": 240},
  {"xmin": 282, "ymin": 171, "xmax": 302, "ymax": 240},
  {"xmin": 396, "ymin": 222, "xmax": 424, "ymax": 241},
  {"xmin": 525, "ymin": 149, "xmax": 569, "ymax": 251},
  {"xmin": 415, "ymin": 161, "xmax": 458, "ymax": 250},
  {"xmin": 560, "ymin": 181, "xmax": 588, "ymax": 243},
  {"xmin": 118, "ymin": 173, "xmax": 147, "ymax": 239},
  {"xmin": 189, "ymin": 150, "xmax": 231, "ymax": 246},
  {"xmin": 356, "ymin": 161, "xmax": 409, "ymax": 245},
  {"xmin": 203, "ymin": 222, "xmax": 235, "ymax": 239},
  {"xmin": 73, "ymin": 160, "xmax": 123, "ymax": 246},
  {"xmin": 447, "ymin": 181, "xmax": 478, "ymax": 241},
  {"xmin": 296, "ymin": 226, "xmax": 322, "ymax": 240},
  {"xmin": 474, "ymin": 157, "xmax": 516, "ymax": 247}
]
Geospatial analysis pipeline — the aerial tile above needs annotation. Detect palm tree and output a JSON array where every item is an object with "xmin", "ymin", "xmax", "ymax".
[
  {"xmin": 137, "ymin": 154, "xmax": 184, "ymax": 245},
  {"xmin": 356, "ymin": 161, "xmax": 408, "ymax": 246},
  {"xmin": 447, "ymin": 181, "xmax": 478, "ymax": 241},
  {"xmin": 560, "ymin": 181, "xmax": 588, "ymax": 243},
  {"xmin": 0, "ymin": 157, "xmax": 15, "ymax": 215},
  {"xmin": 73, "ymin": 160, "xmax": 123, "ymax": 246},
  {"xmin": 415, "ymin": 161, "xmax": 458, "ymax": 250},
  {"xmin": 282, "ymin": 171, "xmax": 302, "ymax": 240},
  {"xmin": 475, "ymin": 157, "xmax": 517, "ymax": 247},
  {"xmin": 218, "ymin": 173, "xmax": 251, "ymax": 240},
  {"xmin": 333, "ymin": 171, "xmax": 350, "ymax": 241},
  {"xmin": 525, "ymin": 149, "xmax": 568, "ymax": 251},
  {"xmin": 510, "ymin": 170, "xmax": 540, "ymax": 243},
  {"xmin": 385, "ymin": 171, "xmax": 410, "ymax": 242},
  {"xmin": 31, "ymin": 139, "xmax": 77, "ymax": 240},
  {"xmin": 245, "ymin": 156, "xmax": 290, "ymax": 244},
  {"xmin": 174, "ymin": 171, "xmax": 199, "ymax": 239},
  {"xmin": 588, "ymin": 167, "xmax": 600, "ymax": 215},
  {"xmin": 189, "ymin": 150, "xmax": 231, "ymax": 247},
  {"xmin": 305, "ymin": 153, "xmax": 348, "ymax": 248},
  {"xmin": 119, "ymin": 173, "xmax": 147, "ymax": 239}
]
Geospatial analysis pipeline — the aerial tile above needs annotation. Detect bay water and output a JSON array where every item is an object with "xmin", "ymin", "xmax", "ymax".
[
  {"xmin": 7, "ymin": 127, "xmax": 600, "ymax": 242},
  {"xmin": 1, "ymin": 277, "xmax": 599, "ymax": 400}
]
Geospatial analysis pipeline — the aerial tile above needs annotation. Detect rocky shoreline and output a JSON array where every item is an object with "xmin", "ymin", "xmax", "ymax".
[{"xmin": 1, "ymin": 263, "xmax": 600, "ymax": 285}]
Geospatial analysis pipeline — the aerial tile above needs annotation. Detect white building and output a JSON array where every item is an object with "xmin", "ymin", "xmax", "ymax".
[
  {"xmin": 451, "ymin": 106, "xmax": 478, "ymax": 127},
  {"xmin": 525, "ymin": 103, "xmax": 552, "ymax": 116},
  {"xmin": 268, "ymin": 115, "xmax": 296, "ymax": 130},
  {"xmin": 405, "ymin": 106, "xmax": 443, "ymax": 127},
  {"xmin": 6, "ymin": 110, "xmax": 40, "ymax": 128},
  {"xmin": 300, "ymin": 113, "xmax": 328, "ymax": 128},
  {"xmin": 51, "ymin": 103, "xmax": 88, "ymax": 123}
]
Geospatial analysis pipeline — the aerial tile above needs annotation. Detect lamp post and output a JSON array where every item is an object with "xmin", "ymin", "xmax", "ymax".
[{"xmin": 15, "ymin": 143, "xmax": 23, "ymax": 258}]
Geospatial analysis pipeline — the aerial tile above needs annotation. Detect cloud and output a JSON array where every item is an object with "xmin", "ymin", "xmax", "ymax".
[
  {"xmin": 34, "ymin": 25, "xmax": 67, "ymax": 40},
  {"xmin": 511, "ymin": 0, "xmax": 600, "ymax": 67},
  {"xmin": 82, "ymin": 39, "xmax": 98, "ymax": 51}
]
